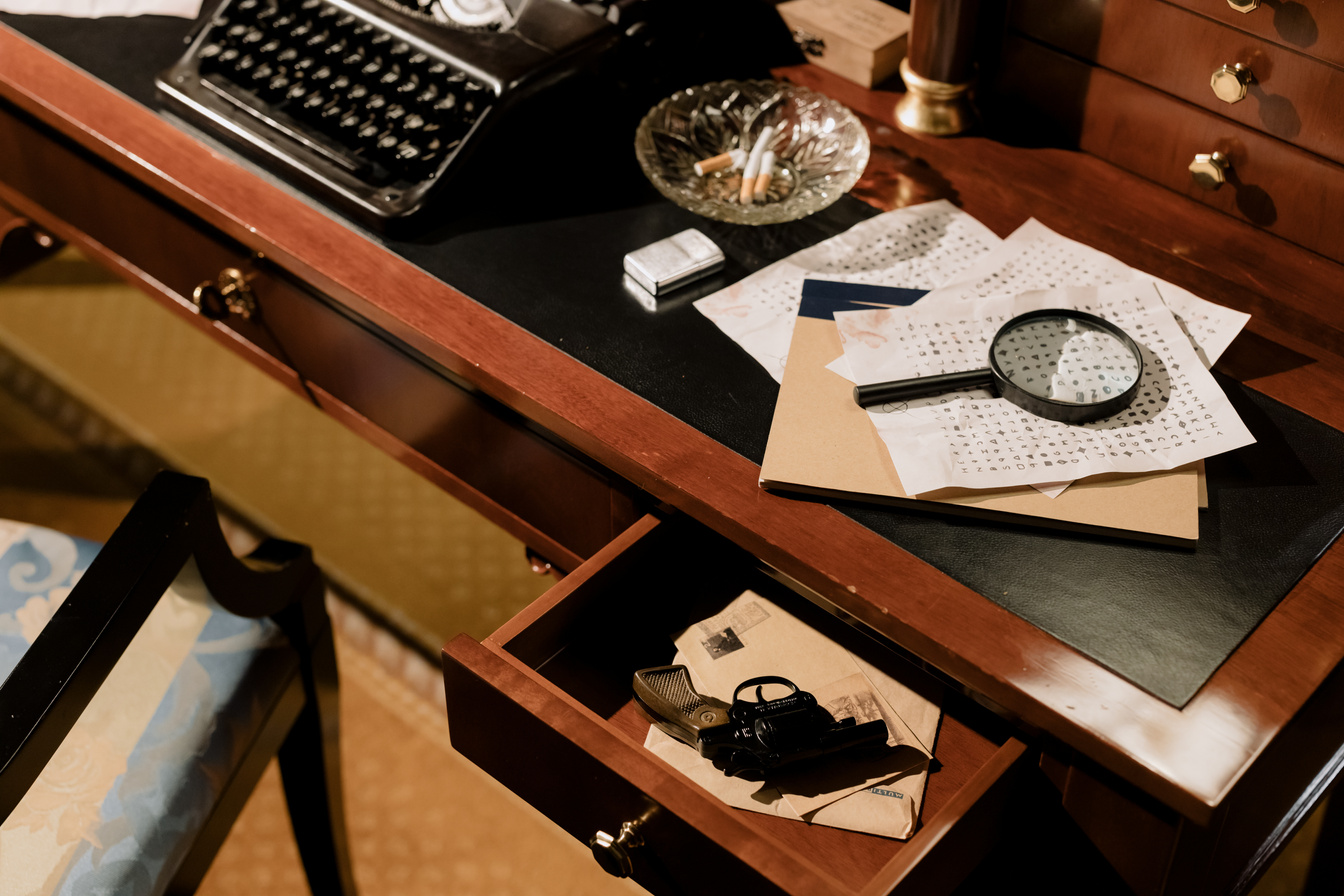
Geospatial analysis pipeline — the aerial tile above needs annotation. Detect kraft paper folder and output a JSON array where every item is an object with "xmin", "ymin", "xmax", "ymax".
[{"xmin": 760, "ymin": 280, "xmax": 1201, "ymax": 546}]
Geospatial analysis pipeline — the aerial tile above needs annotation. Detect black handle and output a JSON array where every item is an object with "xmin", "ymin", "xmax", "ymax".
[{"xmin": 853, "ymin": 367, "xmax": 995, "ymax": 408}]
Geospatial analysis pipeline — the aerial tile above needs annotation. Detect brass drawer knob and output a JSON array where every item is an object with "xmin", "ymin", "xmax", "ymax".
[
  {"xmin": 1211, "ymin": 63, "xmax": 1253, "ymax": 104},
  {"xmin": 192, "ymin": 267, "xmax": 256, "ymax": 320},
  {"xmin": 1189, "ymin": 151, "xmax": 1231, "ymax": 190},
  {"xmin": 1226, "ymin": 0, "xmax": 1260, "ymax": 11},
  {"xmin": 588, "ymin": 820, "xmax": 644, "ymax": 878}
]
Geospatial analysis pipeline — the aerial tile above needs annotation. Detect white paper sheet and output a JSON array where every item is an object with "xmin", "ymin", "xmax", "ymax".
[
  {"xmin": 837, "ymin": 283, "xmax": 1256, "ymax": 494},
  {"xmin": 1155, "ymin": 279, "xmax": 1251, "ymax": 369},
  {"xmin": 693, "ymin": 200, "xmax": 1002, "ymax": 382},
  {"xmin": 844, "ymin": 217, "xmax": 1251, "ymax": 496},
  {"xmin": 0, "ymin": 0, "xmax": 200, "ymax": 15},
  {"xmin": 923, "ymin": 218, "xmax": 1250, "ymax": 369}
]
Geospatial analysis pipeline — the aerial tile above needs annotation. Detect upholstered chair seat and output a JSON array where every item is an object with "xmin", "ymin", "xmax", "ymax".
[{"xmin": 0, "ymin": 472, "xmax": 356, "ymax": 896}]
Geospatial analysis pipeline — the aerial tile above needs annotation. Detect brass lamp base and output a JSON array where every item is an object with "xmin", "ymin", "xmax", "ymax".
[{"xmin": 894, "ymin": 58, "xmax": 976, "ymax": 136}]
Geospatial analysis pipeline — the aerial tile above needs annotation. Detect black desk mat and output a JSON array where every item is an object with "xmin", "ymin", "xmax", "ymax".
[{"xmin": 7, "ymin": 13, "xmax": 1344, "ymax": 707}]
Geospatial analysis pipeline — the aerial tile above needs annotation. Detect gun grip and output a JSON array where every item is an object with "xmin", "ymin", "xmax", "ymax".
[{"xmin": 632, "ymin": 665, "xmax": 731, "ymax": 748}]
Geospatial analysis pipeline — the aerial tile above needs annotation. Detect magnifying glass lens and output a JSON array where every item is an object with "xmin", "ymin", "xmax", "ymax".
[
  {"xmin": 995, "ymin": 316, "xmax": 1142, "ymax": 407},
  {"xmin": 853, "ymin": 309, "xmax": 1145, "ymax": 424}
]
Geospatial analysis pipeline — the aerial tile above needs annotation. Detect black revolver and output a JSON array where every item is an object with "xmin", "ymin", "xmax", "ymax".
[{"xmin": 633, "ymin": 664, "xmax": 889, "ymax": 779}]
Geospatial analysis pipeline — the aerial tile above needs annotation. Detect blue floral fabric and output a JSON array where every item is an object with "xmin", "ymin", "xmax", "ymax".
[{"xmin": 0, "ymin": 521, "xmax": 294, "ymax": 896}]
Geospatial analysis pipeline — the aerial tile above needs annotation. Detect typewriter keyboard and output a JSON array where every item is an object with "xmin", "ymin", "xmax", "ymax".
[{"xmin": 190, "ymin": 0, "xmax": 491, "ymax": 189}]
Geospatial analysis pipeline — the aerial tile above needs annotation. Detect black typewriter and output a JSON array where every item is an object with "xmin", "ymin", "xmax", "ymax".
[{"xmin": 156, "ymin": 0, "xmax": 623, "ymax": 225}]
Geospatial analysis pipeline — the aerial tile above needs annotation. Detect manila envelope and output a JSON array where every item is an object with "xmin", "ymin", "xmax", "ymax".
[{"xmin": 643, "ymin": 591, "xmax": 941, "ymax": 838}]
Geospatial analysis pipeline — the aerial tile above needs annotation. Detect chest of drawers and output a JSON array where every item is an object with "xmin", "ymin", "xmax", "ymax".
[{"xmin": 989, "ymin": 0, "xmax": 1344, "ymax": 263}]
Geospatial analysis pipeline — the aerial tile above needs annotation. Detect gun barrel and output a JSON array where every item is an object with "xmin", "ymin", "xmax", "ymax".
[{"xmin": 818, "ymin": 718, "xmax": 890, "ymax": 754}]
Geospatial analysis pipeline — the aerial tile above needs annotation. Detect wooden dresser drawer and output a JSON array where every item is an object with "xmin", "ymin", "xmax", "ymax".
[
  {"xmin": 991, "ymin": 36, "xmax": 1344, "ymax": 265},
  {"xmin": 443, "ymin": 515, "xmax": 1032, "ymax": 896},
  {"xmin": 0, "ymin": 98, "xmax": 636, "ymax": 570},
  {"xmin": 1163, "ymin": 0, "xmax": 1344, "ymax": 69},
  {"xmin": 1010, "ymin": 0, "xmax": 1344, "ymax": 165}
]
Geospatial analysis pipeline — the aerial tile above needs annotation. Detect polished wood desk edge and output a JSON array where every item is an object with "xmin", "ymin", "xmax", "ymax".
[{"xmin": 3, "ymin": 24, "xmax": 1342, "ymax": 824}]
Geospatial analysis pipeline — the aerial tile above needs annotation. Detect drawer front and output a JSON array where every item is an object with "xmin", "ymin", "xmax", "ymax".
[
  {"xmin": 442, "ymin": 516, "xmax": 1032, "ymax": 896},
  {"xmin": 444, "ymin": 637, "xmax": 822, "ymax": 896},
  {"xmin": 1010, "ymin": 0, "xmax": 1344, "ymax": 165},
  {"xmin": 991, "ymin": 37, "xmax": 1344, "ymax": 265},
  {"xmin": 1163, "ymin": 0, "xmax": 1344, "ymax": 69},
  {"xmin": 232, "ymin": 262, "xmax": 634, "ymax": 570},
  {"xmin": 0, "ymin": 98, "xmax": 636, "ymax": 569}
]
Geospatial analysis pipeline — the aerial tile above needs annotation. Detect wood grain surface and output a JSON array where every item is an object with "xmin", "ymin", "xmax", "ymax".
[
  {"xmin": 1009, "ymin": 0, "xmax": 1344, "ymax": 165},
  {"xmin": 990, "ymin": 36, "xmax": 1344, "ymax": 264},
  {"xmin": 1162, "ymin": 0, "xmax": 1344, "ymax": 69}
]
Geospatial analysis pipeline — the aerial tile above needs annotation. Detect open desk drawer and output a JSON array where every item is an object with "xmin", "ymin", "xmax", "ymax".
[{"xmin": 443, "ymin": 515, "xmax": 1031, "ymax": 896}]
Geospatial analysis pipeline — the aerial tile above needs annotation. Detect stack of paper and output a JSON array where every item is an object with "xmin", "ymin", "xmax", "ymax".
[{"xmin": 695, "ymin": 201, "xmax": 1253, "ymax": 545}]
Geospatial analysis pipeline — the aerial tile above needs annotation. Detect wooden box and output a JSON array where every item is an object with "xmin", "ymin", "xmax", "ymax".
[{"xmin": 776, "ymin": 0, "xmax": 910, "ymax": 88}]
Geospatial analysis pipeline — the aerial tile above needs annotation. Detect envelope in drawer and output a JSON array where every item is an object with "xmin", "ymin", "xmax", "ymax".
[{"xmin": 642, "ymin": 590, "xmax": 941, "ymax": 839}]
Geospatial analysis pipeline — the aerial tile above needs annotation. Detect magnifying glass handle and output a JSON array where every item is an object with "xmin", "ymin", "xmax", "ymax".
[{"xmin": 854, "ymin": 368, "xmax": 996, "ymax": 408}]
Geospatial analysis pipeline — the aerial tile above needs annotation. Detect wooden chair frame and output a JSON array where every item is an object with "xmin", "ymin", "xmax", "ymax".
[{"xmin": 0, "ymin": 470, "xmax": 357, "ymax": 895}]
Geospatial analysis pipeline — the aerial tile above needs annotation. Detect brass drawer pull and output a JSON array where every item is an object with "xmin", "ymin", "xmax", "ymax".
[
  {"xmin": 588, "ymin": 820, "xmax": 644, "ymax": 878},
  {"xmin": 1227, "ymin": 0, "xmax": 1260, "ymax": 11},
  {"xmin": 1211, "ymin": 63, "xmax": 1254, "ymax": 104},
  {"xmin": 1189, "ymin": 151, "xmax": 1232, "ymax": 190},
  {"xmin": 0, "ymin": 212, "xmax": 58, "ymax": 275},
  {"xmin": 590, "ymin": 807, "xmax": 659, "ymax": 879},
  {"xmin": 191, "ymin": 266, "xmax": 256, "ymax": 320},
  {"xmin": 0, "ymin": 215, "xmax": 55, "ymax": 250}
]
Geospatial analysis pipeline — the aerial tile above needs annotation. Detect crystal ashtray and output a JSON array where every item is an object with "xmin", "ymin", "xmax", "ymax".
[{"xmin": 634, "ymin": 79, "xmax": 871, "ymax": 225}]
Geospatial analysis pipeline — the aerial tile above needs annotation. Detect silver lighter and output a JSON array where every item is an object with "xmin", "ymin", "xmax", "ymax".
[{"xmin": 623, "ymin": 229, "xmax": 725, "ymax": 297}]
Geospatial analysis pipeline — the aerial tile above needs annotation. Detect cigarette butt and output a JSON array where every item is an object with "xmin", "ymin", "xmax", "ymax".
[
  {"xmin": 752, "ymin": 173, "xmax": 771, "ymax": 200},
  {"xmin": 753, "ymin": 150, "xmax": 775, "ymax": 201},
  {"xmin": 694, "ymin": 148, "xmax": 748, "ymax": 175},
  {"xmin": 740, "ymin": 125, "xmax": 775, "ymax": 204},
  {"xmin": 695, "ymin": 152, "xmax": 735, "ymax": 176}
]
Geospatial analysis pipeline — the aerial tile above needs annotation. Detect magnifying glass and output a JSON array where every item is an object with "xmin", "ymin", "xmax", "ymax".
[{"xmin": 852, "ymin": 309, "xmax": 1145, "ymax": 424}]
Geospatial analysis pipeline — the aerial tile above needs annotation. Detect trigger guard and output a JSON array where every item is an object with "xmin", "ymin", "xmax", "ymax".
[{"xmin": 732, "ymin": 675, "xmax": 798, "ymax": 704}]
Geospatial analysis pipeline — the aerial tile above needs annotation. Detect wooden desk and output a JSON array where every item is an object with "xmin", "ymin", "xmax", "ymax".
[{"xmin": 1, "ymin": 12, "xmax": 1342, "ymax": 895}]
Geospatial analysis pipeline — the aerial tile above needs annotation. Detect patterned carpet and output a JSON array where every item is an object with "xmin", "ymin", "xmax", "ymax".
[
  {"xmin": 0, "ymin": 247, "xmax": 1324, "ymax": 894},
  {"xmin": 0, "ymin": 247, "xmax": 553, "ymax": 652},
  {"xmin": 200, "ymin": 604, "xmax": 643, "ymax": 896}
]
